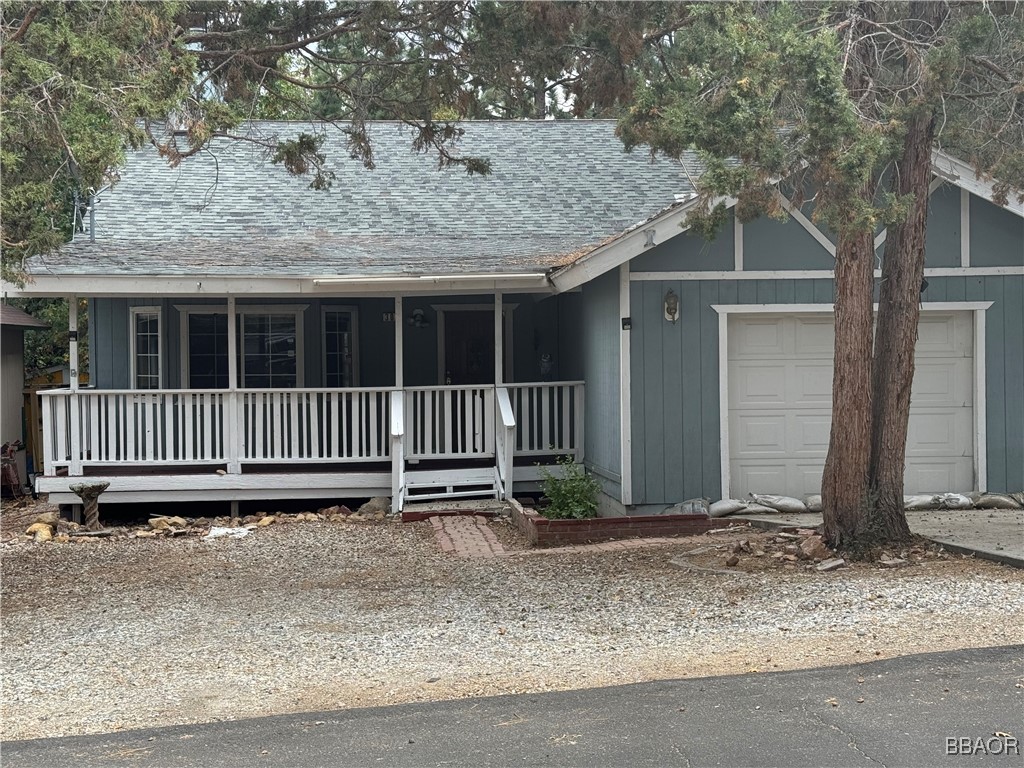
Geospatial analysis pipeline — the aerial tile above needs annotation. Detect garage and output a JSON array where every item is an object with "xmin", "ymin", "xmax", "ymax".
[{"xmin": 727, "ymin": 311, "xmax": 975, "ymax": 498}]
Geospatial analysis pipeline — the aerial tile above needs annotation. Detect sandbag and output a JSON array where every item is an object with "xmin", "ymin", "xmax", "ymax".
[
  {"xmin": 743, "ymin": 503, "xmax": 780, "ymax": 515},
  {"xmin": 904, "ymin": 493, "xmax": 973, "ymax": 511},
  {"xmin": 749, "ymin": 493, "xmax": 808, "ymax": 514},
  {"xmin": 1011, "ymin": 492, "xmax": 1024, "ymax": 507},
  {"xmin": 804, "ymin": 494, "xmax": 823, "ymax": 513},
  {"xmin": 973, "ymin": 493, "xmax": 1023, "ymax": 510},
  {"xmin": 665, "ymin": 498, "xmax": 710, "ymax": 516},
  {"xmin": 709, "ymin": 499, "xmax": 748, "ymax": 518}
]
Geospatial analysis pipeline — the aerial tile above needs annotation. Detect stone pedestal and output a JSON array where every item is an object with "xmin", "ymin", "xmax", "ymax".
[{"xmin": 69, "ymin": 481, "xmax": 110, "ymax": 532}]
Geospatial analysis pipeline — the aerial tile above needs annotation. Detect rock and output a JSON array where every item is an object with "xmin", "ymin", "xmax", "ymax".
[
  {"xmin": 879, "ymin": 557, "xmax": 908, "ymax": 568},
  {"xmin": 193, "ymin": 517, "xmax": 211, "ymax": 527},
  {"xmin": 257, "ymin": 515, "xmax": 276, "ymax": 527},
  {"xmin": 784, "ymin": 544, "xmax": 805, "ymax": 559},
  {"xmin": 166, "ymin": 516, "xmax": 188, "ymax": 528},
  {"xmin": 25, "ymin": 523, "xmax": 54, "ymax": 536},
  {"xmin": 725, "ymin": 554, "xmax": 740, "ymax": 567},
  {"xmin": 242, "ymin": 515, "xmax": 258, "ymax": 525},
  {"xmin": 54, "ymin": 535, "xmax": 70, "ymax": 543},
  {"xmin": 356, "ymin": 497, "xmax": 391, "ymax": 517},
  {"xmin": 322, "ymin": 505, "xmax": 353, "ymax": 517},
  {"xmin": 32, "ymin": 511, "xmax": 61, "ymax": 527},
  {"xmin": 149, "ymin": 517, "xmax": 171, "ymax": 530},
  {"xmin": 800, "ymin": 536, "xmax": 831, "ymax": 561},
  {"xmin": 816, "ymin": 558, "xmax": 846, "ymax": 572},
  {"xmin": 134, "ymin": 530, "xmax": 157, "ymax": 538},
  {"xmin": 33, "ymin": 527, "xmax": 53, "ymax": 543}
]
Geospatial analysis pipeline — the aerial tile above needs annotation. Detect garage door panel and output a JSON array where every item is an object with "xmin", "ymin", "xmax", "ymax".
[
  {"xmin": 731, "ymin": 414, "xmax": 788, "ymax": 455},
  {"xmin": 731, "ymin": 463, "xmax": 788, "ymax": 495},
  {"xmin": 904, "ymin": 458, "xmax": 974, "ymax": 494},
  {"xmin": 727, "ymin": 311, "xmax": 975, "ymax": 498},
  {"xmin": 910, "ymin": 360, "xmax": 972, "ymax": 405},
  {"xmin": 729, "ymin": 362, "xmax": 790, "ymax": 406},
  {"xmin": 915, "ymin": 313, "xmax": 973, "ymax": 358},
  {"xmin": 791, "ymin": 412, "xmax": 832, "ymax": 455},
  {"xmin": 793, "ymin": 316, "xmax": 835, "ymax": 356},
  {"xmin": 906, "ymin": 408, "xmax": 973, "ymax": 457},
  {"xmin": 730, "ymin": 318, "xmax": 786, "ymax": 358},
  {"xmin": 789, "ymin": 363, "xmax": 833, "ymax": 405}
]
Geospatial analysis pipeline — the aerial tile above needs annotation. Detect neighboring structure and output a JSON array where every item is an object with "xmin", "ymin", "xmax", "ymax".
[
  {"xmin": 3, "ymin": 121, "xmax": 1021, "ymax": 512},
  {"xmin": 0, "ymin": 304, "xmax": 48, "ymax": 493}
]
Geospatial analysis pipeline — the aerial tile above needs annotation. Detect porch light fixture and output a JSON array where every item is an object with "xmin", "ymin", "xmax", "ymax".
[
  {"xmin": 664, "ymin": 289, "xmax": 679, "ymax": 324},
  {"xmin": 406, "ymin": 308, "xmax": 430, "ymax": 328}
]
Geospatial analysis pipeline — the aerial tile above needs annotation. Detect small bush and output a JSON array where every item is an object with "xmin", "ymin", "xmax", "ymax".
[{"xmin": 538, "ymin": 455, "xmax": 601, "ymax": 520}]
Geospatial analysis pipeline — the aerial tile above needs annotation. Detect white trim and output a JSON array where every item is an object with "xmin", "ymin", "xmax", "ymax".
[
  {"xmin": 432, "ymin": 302, "xmax": 517, "ymax": 385},
  {"xmin": 225, "ymin": 297, "xmax": 239, "ymax": 474},
  {"xmin": 712, "ymin": 301, "xmax": 994, "ymax": 314},
  {"xmin": 631, "ymin": 266, "xmax": 1024, "ymax": 281},
  {"xmin": 712, "ymin": 302, "xmax": 993, "ymax": 498},
  {"xmin": 176, "ymin": 303, "xmax": 308, "ymax": 388},
  {"xmin": 960, "ymin": 187, "xmax": 971, "ymax": 268},
  {"xmin": 733, "ymin": 216, "xmax": 743, "ymax": 271},
  {"xmin": 321, "ymin": 304, "xmax": 360, "ymax": 387},
  {"xmin": 931, "ymin": 150, "xmax": 1024, "ymax": 217},
  {"xmin": 619, "ymin": 264, "xmax": 633, "ymax": 506},
  {"xmin": 548, "ymin": 194, "xmax": 733, "ymax": 292},
  {"xmin": 974, "ymin": 309, "xmax": 987, "ymax": 492},
  {"xmin": 128, "ymin": 305, "xmax": 163, "ymax": 389},
  {"xmin": 4, "ymin": 274, "xmax": 554, "ymax": 298},
  {"xmin": 717, "ymin": 309, "xmax": 730, "ymax": 500},
  {"xmin": 772, "ymin": 189, "xmax": 837, "ymax": 257}
]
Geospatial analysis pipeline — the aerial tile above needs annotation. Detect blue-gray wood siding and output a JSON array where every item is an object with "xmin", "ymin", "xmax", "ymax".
[
  {"xmin": 88, "ymin": 293, "xmax": 579, "ymax": 389},
  {"xmin": 578, "ymin": 270, "xmax": 621, "ymax": 494},
  {"xmin": 629, "ymin": 184, "xmax": 1019, "ymax": 274},
  {"xmin": 628, "ymin": 274, "xmax": 1023, "ymax": 504}
]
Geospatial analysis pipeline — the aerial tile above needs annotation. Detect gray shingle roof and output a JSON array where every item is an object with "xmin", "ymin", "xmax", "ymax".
[{"xmin": 28, "ymin": 120, "xmax": 694, "ymax": 278}]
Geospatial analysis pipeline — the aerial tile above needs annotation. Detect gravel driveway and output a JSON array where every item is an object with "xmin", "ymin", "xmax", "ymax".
[{"xmin": 2, "ymin": 518, "xmax": 1022, "ymax": 740}]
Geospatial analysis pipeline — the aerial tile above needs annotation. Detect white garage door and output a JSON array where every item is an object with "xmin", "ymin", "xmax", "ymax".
[{"xmin": 728, "ymin": 312, "xmax": 974, "ymax": 498}]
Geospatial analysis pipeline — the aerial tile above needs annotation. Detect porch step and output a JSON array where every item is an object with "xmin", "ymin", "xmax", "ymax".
[{"xmin": 404, "ymin": 467, "xmax": 498, "ymax": 503}]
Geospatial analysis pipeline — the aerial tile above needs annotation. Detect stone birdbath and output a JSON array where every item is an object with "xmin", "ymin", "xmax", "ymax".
[{"xmin": 69, "ymin": 481, "xmax": 110, "ymax": 532}]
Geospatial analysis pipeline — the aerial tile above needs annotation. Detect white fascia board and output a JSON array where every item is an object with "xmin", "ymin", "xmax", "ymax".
[
  {"xmin": 549, "ymin": 195, "xmax": 735, "ymax": 293},
  {"xmin": 3, "ymin": 273, "xmax": 554, "ymax": 298},
  {"xmin": 931, "ymin": 150, "xmax": 1024, "ymax": 218}
]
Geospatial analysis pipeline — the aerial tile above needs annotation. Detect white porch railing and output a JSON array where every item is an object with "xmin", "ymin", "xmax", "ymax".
[
  {"xmin": 404, "ymin": 386, "xmax": 495, "ymax": 459},
  {"xmin": 39, "ymin": 382, "xmax": 585, "ymax": 479},
  {"xmin": 507, "ymin": 381, "xmax": 585, "ymax": 460}
]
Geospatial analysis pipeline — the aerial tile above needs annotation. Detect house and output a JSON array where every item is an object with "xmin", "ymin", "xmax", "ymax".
[
  {"xmin": 3, "ymin": 121, "xmax": 1022, "ymax": 514},
  {"xmin": 0, "ymin": 304, "xmax": 48, "ymax": 494}
]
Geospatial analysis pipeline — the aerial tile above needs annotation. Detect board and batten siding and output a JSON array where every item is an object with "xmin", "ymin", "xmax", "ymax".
[
  {"xmin": 629, "ymin": 275, "xmax": 1023, "ymax": 505},
  {"xmin": 578, "ymin": 269, "xmax": 621, "ymax": 496}
]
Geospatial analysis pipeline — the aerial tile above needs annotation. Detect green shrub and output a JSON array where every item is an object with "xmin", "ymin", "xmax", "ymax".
[{"xmin": 538, "ymin": 455, "xmax": 601, "ymax": 520}]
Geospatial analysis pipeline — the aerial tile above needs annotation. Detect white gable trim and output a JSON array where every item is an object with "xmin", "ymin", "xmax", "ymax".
[
  {"xmin": 931, "ymin": 150, "xmax": 1024, "ymax": 218},
  {"xmin": 551, "ymin": 154, "xmax": 1021, "ymax": 294}
]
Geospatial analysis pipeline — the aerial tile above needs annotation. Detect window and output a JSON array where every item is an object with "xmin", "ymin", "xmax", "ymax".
[
  {"xmin": 177, "ymin": 305, "xmax": 306, "ymax": 389},
  {"xmin": 187, "ymin": 313, "xmax": 229, "ymax": 388},
  {"xmin": 323, "ymin": 308, "xmax": 358, "ymax": 387},
  {"xmin": 130, "ymin": 307, "xmax": 162, "ymax": 389},
  {"xmin": 242, "ymin": 313, "xmax": 298, "ymax": 388}
]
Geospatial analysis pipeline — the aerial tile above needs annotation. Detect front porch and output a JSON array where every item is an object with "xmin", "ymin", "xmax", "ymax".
[{"xmin": 38, "ymin": 381, "xmax": 584, "ymax": 510}]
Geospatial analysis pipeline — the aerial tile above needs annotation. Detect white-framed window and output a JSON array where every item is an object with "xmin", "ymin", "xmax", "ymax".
[
  {"xmin": 130, "ymin": 306, "xmax": 162, "ymax": 389},
  {"xmin": 176, "ymin": 304, "xmax": 306, "ymax": 388},
  {"xmin": 322, "ymin": 306, "xmax": 359, "ymax": 387}
]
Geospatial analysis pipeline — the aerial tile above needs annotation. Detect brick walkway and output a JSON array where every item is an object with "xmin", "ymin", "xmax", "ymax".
[{"xmin": 429, "ymin": 514, "xmax": 685, "ymax": 559}]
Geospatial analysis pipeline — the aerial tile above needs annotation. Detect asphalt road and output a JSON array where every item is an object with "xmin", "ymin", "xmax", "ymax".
[{"xmin": 4, "ymin": 645, "xmax": 1021, "ymax": 768}]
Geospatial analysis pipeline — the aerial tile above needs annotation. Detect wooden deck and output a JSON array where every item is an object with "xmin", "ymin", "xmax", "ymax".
[{"xmin": 38, "ymin": 383, "xmax": 584, "ymax": 509}]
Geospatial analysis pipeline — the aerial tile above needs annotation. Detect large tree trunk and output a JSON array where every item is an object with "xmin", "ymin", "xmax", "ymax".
[
  {"xmin": 864, "ymin": 109, "xmax": 937, "ymax": 545},
  {"xmin": 821, "ymin": 196, "xmax": 877, "ymax": 548}
]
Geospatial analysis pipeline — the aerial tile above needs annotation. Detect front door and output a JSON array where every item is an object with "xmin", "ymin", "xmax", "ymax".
[{"xmin": 444, "ymin": 310, "xmax": 494, "ymax": 384}]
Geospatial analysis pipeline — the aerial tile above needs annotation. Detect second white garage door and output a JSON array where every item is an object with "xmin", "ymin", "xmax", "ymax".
[{"xmin": 727, "ymin": 312, "xmax": 975, "ymax": 498}]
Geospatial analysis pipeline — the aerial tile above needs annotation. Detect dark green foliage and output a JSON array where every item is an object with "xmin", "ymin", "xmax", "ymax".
[
  {"xmin": 7, "ymin": 297, "xmax": 88, "ymax": 377},
  {"xmin": 539, "ymin": 455, "xmax": 601, "ymax": 520}
]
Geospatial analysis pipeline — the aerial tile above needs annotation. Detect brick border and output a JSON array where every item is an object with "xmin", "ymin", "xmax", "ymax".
[
  {"xmin": 401, "ymin": 509, "xmax": 499, "ymax": 523},
  {"xmin": 511, "ymin": 504, "xmax": 735, "ymax": 547}
]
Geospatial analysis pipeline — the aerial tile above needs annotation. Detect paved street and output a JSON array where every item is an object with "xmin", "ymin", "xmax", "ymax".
[{"xmin": 4, "ymin": 645, "xmax": 1021, "ymax": 768}]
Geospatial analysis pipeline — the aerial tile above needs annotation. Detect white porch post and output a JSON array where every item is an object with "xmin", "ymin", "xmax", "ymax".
[
  {"xmin": 394, "ymin": 296, "xmax": 403, "ymax": 388},
  {"xmin": 68, "ymin": 296, "xmax": 82, "ymax": 475},
  {"xmin": 494, "ymin": 292, "xmax": 503, "ymax": 385},
  {"xmin": 226, "ymin": 296, "xmax": 241, "ymax": 473}
]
